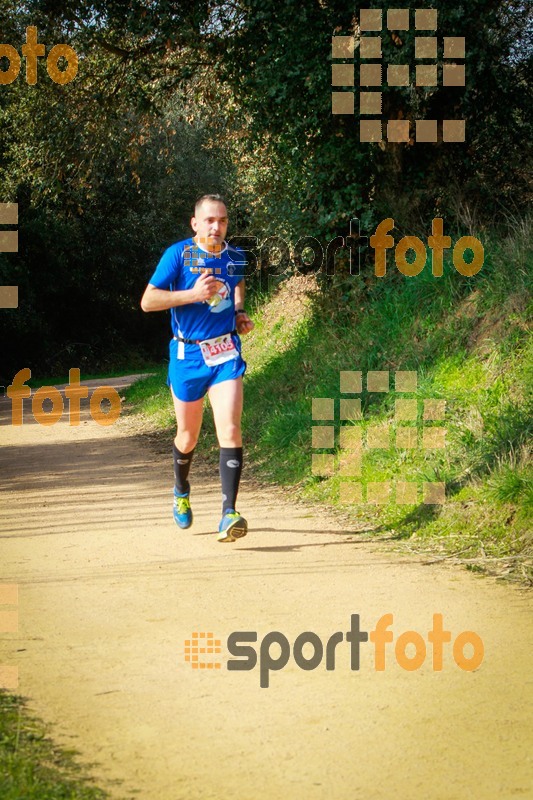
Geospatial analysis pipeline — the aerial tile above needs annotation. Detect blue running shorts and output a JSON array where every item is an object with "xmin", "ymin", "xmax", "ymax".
[{"xmin": 167, "ymin": 337, "xmax": 247, "ymax": 402}]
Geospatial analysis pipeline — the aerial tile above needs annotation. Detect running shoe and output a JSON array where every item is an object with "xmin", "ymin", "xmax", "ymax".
[
  {"xmin": 173, "ymin": 491, "xmax": 193, "ymax": 529},
  {"xmin": 217, "ymin": 509, "xmax": 248, "ymax": 543}
]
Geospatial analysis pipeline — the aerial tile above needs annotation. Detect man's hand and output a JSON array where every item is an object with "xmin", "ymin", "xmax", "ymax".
[
  {"xmin": 236, "ymin": 312, "xmax": 254, "ymax": 335},
  {"xmin": 190, "ymin": 272, "xmax": 219, "ymax": 303}
]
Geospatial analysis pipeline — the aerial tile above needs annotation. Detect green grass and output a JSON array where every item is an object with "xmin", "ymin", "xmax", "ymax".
[
  {"xmin": 0, "ymin": 692, "xmax": 112, "ymax": 799},
  {"xmin": 124, "ymin": 220, "xmax": 532, "ymax": 583}
]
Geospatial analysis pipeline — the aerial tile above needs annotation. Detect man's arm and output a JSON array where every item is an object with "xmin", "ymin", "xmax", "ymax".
[
  {"xmin": 234, "ymin": 279, "xmax": 254, "ymax": 335},
  {"xmin": 141, "ymin": 273, "xmax": 218, "ymax": 312}
]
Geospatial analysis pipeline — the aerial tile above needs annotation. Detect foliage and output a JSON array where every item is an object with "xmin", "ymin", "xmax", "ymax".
[
  {"xmin": 1, "ymin": 0, "xmax": 530, "ymax": 390},
  {"xmin": 210, "ymin": 0, "xmax": 532, "ymax": 235},
  {"xmin": 0, "ymin": 3, "xmax": 232, "ymax": 380}
]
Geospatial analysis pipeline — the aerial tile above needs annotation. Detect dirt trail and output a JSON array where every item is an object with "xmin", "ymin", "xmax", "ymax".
[{"xmin": 0, "ymin": 377, "xmax": 531, "ymax": 800}]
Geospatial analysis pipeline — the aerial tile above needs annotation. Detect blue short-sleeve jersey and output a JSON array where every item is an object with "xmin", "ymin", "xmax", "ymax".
[{"xmin": 148, "ymin": 238, "xmax": 247, "ymax": 342}]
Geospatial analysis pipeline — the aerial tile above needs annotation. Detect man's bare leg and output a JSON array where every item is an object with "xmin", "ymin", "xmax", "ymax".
[
  {"xmin": 171, "ymin": 388, "xmax": 204, "ymax": 453},
  {"xmin": 208, "ymin": 376, "xmax": 243, "ymax": 447}
]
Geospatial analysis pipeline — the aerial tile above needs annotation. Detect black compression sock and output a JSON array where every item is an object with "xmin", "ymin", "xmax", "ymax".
[
  {"xmin": 173, "ymin": 443, "xmax": 195, "ymax": 495},
  {"xmin": 219, "ymin": 447, "xmax": 243, "ymax": 513}
]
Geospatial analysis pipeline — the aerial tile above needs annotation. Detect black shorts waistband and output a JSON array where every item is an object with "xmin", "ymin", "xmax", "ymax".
[{"xmin": 173, "ymin": 330, "xmax": 238, "ymax": 345}]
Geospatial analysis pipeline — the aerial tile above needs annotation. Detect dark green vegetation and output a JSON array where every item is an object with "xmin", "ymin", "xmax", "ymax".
[
  {"xmin": 1, "ymin": 0, "xmax": 531, "ymax": 381},
  {"xmin": 0, "ymin": 692, "xmax": 112, "ymax": 799},
  {"xmin": 126, "ymin": 218, "xmax": 532, "ymax": 584}
]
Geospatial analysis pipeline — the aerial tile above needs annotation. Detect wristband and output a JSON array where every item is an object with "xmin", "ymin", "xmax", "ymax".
[{"xmin": 235, "ymin": 309, "xmax": 246, "ymax": 316}]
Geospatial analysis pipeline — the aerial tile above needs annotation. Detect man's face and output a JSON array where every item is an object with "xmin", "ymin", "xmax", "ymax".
[{"xmin": 191, "ymin": 201, "xmax": 228, "ymax": 252}]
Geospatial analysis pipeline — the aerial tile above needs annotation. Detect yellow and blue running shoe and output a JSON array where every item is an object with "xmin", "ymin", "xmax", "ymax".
[
  {"xmin": 173, "ymin": 491, "xmax": 193, "ymax": 529},
  {"xmin": 217, "ymin": 509, "xmax": 248, "ymax": 543}
]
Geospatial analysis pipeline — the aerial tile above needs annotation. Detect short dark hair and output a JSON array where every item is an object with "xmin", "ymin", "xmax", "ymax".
[{"xmin": 194, "ymin": 194, "xmax": 227, "ymax": 214}]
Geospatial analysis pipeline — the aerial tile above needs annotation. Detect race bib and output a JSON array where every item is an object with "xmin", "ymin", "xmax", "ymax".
[{"xmin": 199, "ymin": 333, "xmax": 238, "ymax": 366}]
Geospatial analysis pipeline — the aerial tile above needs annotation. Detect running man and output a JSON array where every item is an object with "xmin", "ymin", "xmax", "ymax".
[{"xmin": 140, "ymin": 194, "xmax": 254, "ymax": 542}]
